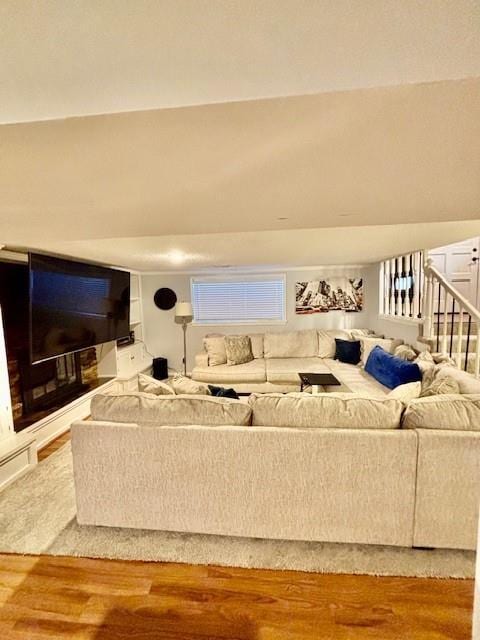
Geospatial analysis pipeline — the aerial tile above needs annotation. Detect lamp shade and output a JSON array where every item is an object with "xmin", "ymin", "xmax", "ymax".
[{"xmin": 175, "ymin": 301, "xmax": 193, "ymax": 322}]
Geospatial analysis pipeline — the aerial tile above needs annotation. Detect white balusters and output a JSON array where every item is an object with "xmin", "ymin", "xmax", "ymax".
[
  {"xmin": 424, "ymin": 259, "xmax": 480, "ymax": 378},
  {"xmin": 442, "ymin": 290, "xmax": 449, "ymax": 355},
  {"xmin": 456, "ymin": 309, "xmax": 463, "ymax": 369}
]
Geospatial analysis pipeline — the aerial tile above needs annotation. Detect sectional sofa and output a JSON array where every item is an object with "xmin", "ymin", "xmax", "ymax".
[
  {"xmin": 191, "ymin": 328, "xmax": 402, "ymax": 393},
  {"xmin": 71, "ymin": 385, "xmax": 480, "ymax": 551}
]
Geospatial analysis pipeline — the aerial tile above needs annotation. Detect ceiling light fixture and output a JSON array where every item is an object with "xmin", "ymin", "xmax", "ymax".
[{"xmin": 167, "ymin": 250, "xmax": 187, "ymax": 264}]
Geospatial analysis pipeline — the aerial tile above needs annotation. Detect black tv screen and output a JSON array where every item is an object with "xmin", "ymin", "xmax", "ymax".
[{"xmin": 29, "ymin": 253, "xmax": 130, "ymax": 363}]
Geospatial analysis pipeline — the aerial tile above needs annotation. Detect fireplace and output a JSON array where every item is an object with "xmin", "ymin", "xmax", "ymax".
[{"xmin": 9, "ymin": 347, "xmax": 99, "ymax": 433}]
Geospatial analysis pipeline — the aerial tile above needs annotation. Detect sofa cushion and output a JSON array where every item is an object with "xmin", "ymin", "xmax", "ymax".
[
  {"xmin": 248, "ymin": 334, "xmax": 264, "ymax": 359},
  {"xmin": 334, "ymin": 339, "xmax": 361, "ymax": 365},
  {"xmin": 317, "ymin": 329, "xmax": 351, "ymax": 358},
  {"xmin": 322, "ymin": 359, "xmax": 391, "ymax": 397},
  {"xmin": 192, "ymin": 358, "xmax": 266, "ymax": 383},
  {"xmin": 265, "ymin": 358, "xmax": 329, "ymax": 384},
  {"xmin": 365, "ymin": 346, "xmax": 422, "ymax": 390},
  {"xmin": 225, "ymin": 335, "xmax": 253, "ymax": 366},
  {"xmin": 264, "ymin": 330, "xmax": 318, "ymax": 359},
  {"xmin": 360, "ymin": 337, "xmax": 403, "ymax": 366},
  {"xmin": 203, "ymin": 335, "xmax": 227, "ymax": 366},
  {"xmin": 91, "ymin": 392, "xmax": 252, "ymax": 426},
  {"xmin": 322, "ymin": 359, "xmax": 387, "ymax": 396},
  {"xmin": 402, "ymin": 394, "xmax": 480, "ymax": 431},
  {"xmin": 249, "ymin": 393, "xmax": 403, "ymax": 429}
]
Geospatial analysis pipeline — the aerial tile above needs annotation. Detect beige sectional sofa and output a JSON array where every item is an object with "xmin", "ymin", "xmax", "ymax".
[
  {"xmin": 71, "ymin": 389, "xmax": 480, "ymax": 551},
  {"xmin": 192, "ymin": 328, "xmax": 394, "ymax": 394}
]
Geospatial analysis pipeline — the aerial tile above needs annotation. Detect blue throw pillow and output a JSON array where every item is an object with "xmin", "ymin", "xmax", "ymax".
[
  {"xmin": 335, "ymin": 339, "xmax": 361, "ymax": 365},
  {"xmin": 365, "ymin": 346, "xmax": 422, "ymax": 389}
]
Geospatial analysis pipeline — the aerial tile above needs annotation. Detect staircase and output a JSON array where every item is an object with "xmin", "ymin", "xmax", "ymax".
[{"xmin": 422, "ymin": 258, "xmax": 480, "ymax": 377}]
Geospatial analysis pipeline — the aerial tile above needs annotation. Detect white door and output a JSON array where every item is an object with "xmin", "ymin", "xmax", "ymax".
[{"xmin": 429, "ymin": 237, "xmax": 480, "ymax": 309}]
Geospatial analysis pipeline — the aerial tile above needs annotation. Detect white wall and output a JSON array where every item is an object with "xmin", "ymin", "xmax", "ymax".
[
  {"xmin": 364, "ymin": 263, "xmax": 423, "ymax": 345},
  {"xmin": 141, "ymin": 267, "xmax": 368, "ymax": 372}
]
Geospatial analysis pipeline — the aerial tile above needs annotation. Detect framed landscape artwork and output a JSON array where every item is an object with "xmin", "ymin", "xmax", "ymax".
[{"xmin": 295, "ymin": 278, "xmax": 363, "ymax": 314}]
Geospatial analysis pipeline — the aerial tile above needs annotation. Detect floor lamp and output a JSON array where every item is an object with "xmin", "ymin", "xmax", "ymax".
[{"xmin": 174, "ymin": 302, "xmax": 193, "ymax": 376}]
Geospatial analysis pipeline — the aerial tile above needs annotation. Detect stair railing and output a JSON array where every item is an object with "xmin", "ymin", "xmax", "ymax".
[{"xmin": 423, "ymin": 258, "xmax": 480, "ymax": 377}]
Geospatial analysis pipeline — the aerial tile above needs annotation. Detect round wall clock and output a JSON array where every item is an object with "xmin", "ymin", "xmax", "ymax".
[{"xmin": 153, "ymin": 287, "xmax": 177, "ymax": 310}]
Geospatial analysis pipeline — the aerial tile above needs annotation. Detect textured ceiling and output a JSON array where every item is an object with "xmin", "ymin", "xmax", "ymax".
[
  {"xmin": 1, "ymin": 0, "xmax": 479, "ymax": 123},
  {"xmin": 14, "ymin": 221, "xmax": 480, "ymax": 271}
]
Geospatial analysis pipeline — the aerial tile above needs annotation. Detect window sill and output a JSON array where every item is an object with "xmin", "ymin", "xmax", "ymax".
[{"xmin": 192, "ymin": 320, "xmax": 288, "ymax": 327}]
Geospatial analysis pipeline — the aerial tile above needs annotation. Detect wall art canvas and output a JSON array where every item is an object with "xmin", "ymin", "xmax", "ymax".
[{"xmin": 295, "ymin": 278, "xmax": 363, "ymax": 314}]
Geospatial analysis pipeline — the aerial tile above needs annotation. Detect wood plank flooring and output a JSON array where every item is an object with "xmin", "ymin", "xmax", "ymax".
[{"xmin": 0, "ymin": 431, "xmax": 473, "ymax": 639}]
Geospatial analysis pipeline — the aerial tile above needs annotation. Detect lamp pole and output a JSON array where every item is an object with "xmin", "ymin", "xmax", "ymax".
[{"xmin": 182, "ymin": 319, "xmax": 188, "ymax": 376}]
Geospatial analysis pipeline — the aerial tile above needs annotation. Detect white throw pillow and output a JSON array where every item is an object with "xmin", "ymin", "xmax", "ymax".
[
  {"xmin": 171, "ymin": 374, "xmax": 211, "ymax": 395},
  {"xmin": 203, "ymin": 335, "xmax": 227, "ymax": 366},
  {"xmin": 388, "ymin": 381, "xmax": 421, "ymax": 403},
  {"xmin": 138, "ymin": 373, "xmax": 175, "ymax": 395},
  {"xmin": 360, "ymin": 337, "xmax": 403, "ymax": 366}
]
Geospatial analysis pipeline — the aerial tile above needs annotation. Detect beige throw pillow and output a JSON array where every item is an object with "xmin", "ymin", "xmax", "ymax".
[
  {"xmin": 138, "ymin": 373, "xmax": 175, "ymax": 395},
  {"xmin": 414, "ymin": 350, "xmax": 436, "ymax": 373},
  {"xmin": 360, "ymin": 337, "xmax": 404, "ymax": 366},
  {"xmin": 248, "ymin": 334, "xmax": 264, "ymax": 359},
  {"xmin": 388, "ymin": 381, "xmax": 421, "ymax": 403},
  {"xmin": 225, "ymin": 335, "xmax": 254, "ymax": 366},
  {"xmin": 171, "ymin": 374, "xmax": 211, "ymax": 395},
  {"xmin": 203, "ymin": 335, "xmax": 227, "ymax": 366}
]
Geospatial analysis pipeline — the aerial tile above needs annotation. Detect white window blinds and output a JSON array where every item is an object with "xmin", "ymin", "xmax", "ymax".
[{"xmin": 191, "ymin": 275, "xmax": 286, "ymax": 324}]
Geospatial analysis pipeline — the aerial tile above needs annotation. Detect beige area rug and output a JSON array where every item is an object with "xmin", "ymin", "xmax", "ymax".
[{"xmin": 0, "ymin": 443, "xmax": 475, "ymax": 579}]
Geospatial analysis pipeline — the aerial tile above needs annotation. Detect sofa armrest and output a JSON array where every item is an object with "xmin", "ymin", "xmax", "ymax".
[{"xmin": 194, "ymin": 352, "xmax": 209, "ymax": 367}]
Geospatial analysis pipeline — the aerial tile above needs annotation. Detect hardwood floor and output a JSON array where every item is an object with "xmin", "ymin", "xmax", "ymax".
[
  {"xmin": 0, "ymin": 431, "xmax": 473, "ymax": 639},
  {"xmin": 37, "ymin": 431, "xmax": 71, "ymax": 461}
]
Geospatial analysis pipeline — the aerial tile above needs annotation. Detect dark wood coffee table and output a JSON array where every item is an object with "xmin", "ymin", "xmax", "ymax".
[{"xmin": 298, "ymin": 372, "xmax": 341, "ymax": 394}]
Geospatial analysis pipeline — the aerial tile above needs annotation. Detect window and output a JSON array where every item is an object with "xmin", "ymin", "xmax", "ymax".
[{"xmin": 191, "ymin": 275, "xmax": 286, "ymax": 325}]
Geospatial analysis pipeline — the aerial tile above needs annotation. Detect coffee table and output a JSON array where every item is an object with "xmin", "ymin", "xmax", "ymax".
[{"xmin": 298, "ymin": 372, "xmax": 341, "ymax": 394}]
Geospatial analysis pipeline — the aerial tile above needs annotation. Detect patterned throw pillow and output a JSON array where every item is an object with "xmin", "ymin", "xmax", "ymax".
[
  {"xmin": 171, "ymin": 375, "xmax": 211, "ymax": 395},
  {"xmin": 138, "ymin": 373, "xmax": 175, "ymax": 395},
  {"xmin": 420, "ymin": 368, "xmax": 461, "ymax": 397},
  {"xmin": 394, "ymin": 344, "xmax": 417, "ymax": 361},
  {"xmin": 225, "ymin": 335, "xmax": 254, "ymax": 366}
]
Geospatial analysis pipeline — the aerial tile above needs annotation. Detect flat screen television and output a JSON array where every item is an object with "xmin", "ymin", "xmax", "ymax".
[{"xmin": 29, "ymin": 253, "xmax": 130, "ymax": 363}]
